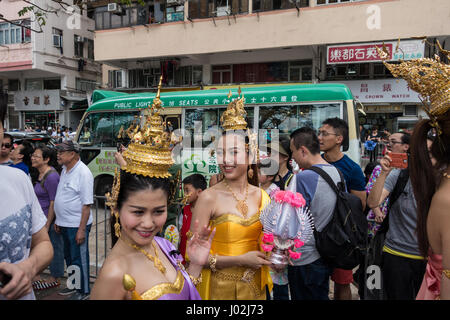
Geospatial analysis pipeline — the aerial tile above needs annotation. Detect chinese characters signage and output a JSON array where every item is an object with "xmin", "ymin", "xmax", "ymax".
[
  {"xmin": 181, "ymin": 148, "xmax": 219, "ymax": 182},
  {"xmin": 14, "ymin": 90, "xmax": 63, "ymax": 111},
  {"xmin": 327, "ymin": 40, "xmax": 425, "ymax": 64},
  {"xmin": 326, "ymin": 79, "xmax": 421, "ymax": 103}
]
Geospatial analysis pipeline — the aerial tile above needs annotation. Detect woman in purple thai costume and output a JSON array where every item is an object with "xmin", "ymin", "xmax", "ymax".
[
  {"xmin": 90, "ymin": 171, "xmax": 215, "ymax": 300},
  {"xmin": 91, "ymin": 77, "xmax": 215, "ymax": 300}
]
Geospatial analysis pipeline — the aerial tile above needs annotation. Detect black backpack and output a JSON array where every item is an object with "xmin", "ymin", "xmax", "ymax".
[{"xmin": 307, "ymin": 166, "xmax": 367, "ymax": 270}]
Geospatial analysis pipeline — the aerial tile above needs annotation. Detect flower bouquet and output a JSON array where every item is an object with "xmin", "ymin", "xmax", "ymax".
[{"xmin": 260, "ymin": 190, "xmax": 314, "ymax": 267}]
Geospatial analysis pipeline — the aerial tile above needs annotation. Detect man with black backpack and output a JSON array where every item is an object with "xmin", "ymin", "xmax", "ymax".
[
  {"xmin": 319, "ymin": 118, "xmax": 367, "ymax": 300},
  {"xmin": 288, "ymin": 127, "xmax": 339, "ymax": 300},
  {"xmin": 367, "ymin": 132, "xmax": 427, "ymax": 300}
]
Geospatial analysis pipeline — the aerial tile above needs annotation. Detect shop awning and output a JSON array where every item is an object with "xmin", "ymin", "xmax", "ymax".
[
  {"xmin": 61, "ymin": 95, "xmax": 88, "ymax": 102},
  {"xmin": 70, "ymin": 99, "xmax": 89, "ymax": 110}
]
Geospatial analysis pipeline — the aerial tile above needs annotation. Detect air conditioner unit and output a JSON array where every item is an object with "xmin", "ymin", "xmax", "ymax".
[
  {"xmin": 107, "ymin": 3, "xmax": 122, "ymax": 13},
  {"xmin": 167, "ymin": 0, "xmax": 182, "ymax": 5},
  {"xmin": 53, "ymin": 34, "xmax": 62, "ymax": 48},
  {"xmin": 74, "ymin": 35, "xmax": 83, "ymax": 43}
]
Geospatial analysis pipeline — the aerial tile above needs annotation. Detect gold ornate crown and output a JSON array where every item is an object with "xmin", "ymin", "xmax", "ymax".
[
  {"xmin": 219, "ymin": 87, "xmax": 260, "ymax": 164},
  {"xmin": 220, "ymin": 88, "xmax": 248, "ymax": 131},
  {"xmin": 118, "ymin": 76, "xmax": 181, "ymax": 178},
  {"xmin": 377, "ymin": 41, "xmax": 450, "ymax": 118}
]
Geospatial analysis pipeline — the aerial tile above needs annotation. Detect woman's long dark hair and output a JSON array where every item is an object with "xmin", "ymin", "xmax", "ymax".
[
  {"xmin": 410, "ymin": 113, "xmax": 450, "ymax": 257},
  {"xmin": 110, "ymin": 170, "xmax": 171, "ymax": 247}
]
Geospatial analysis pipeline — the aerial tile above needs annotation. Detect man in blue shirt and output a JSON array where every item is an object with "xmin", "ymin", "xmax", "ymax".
[
  {"xmin": 9, "ymin": 140, "xmax": 34, "ymax": 175},
  {"xmin": 319, "ymin": 117, "xmax": 366, "ymax": 301}
]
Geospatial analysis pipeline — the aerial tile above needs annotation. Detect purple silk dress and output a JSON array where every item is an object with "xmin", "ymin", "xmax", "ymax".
[{"xmin": 153, "ymin": 236, "xmax": 201, "ymax": 300}]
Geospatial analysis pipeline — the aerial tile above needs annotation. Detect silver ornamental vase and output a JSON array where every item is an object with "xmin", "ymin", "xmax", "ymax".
[{"xmin": 260, "ymin": 191, "xmax": 314, "ymax": 267}]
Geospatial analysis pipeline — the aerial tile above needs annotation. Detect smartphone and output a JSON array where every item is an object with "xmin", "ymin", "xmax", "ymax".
[
  {"xmin": 116, "ymin": 143, "xmax": 124, "ymax": 153},
  {"xmin": 0, "ymin": 271, "xmax": 12, "ymax": 288},
  {"xmin": 389, "ymin": 152, "xmax": 408, "ymax": 169}
]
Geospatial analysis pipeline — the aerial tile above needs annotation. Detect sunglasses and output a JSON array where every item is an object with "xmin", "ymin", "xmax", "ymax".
[{"xmin": 1, "ymin": 143, "xmax": 12, "ymax": 148}]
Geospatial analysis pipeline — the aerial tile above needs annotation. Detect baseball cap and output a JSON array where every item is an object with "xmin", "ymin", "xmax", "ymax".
[{"xmin": 55, "ymin": 140, "xmax": 81, "ymax": 153}]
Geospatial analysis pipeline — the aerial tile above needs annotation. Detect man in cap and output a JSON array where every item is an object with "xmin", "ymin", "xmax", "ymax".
[{"xmin": 54, "ymin": 141, "xmax": 93, "ymax": 300}]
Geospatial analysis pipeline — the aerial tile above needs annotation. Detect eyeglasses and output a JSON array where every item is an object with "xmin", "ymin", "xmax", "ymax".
[
  {"xmin": 31, "ymin": 154, "xmax": 42, "ymax": 159},
  {"xmin": 318, "ymin": 130, "xmax": 338, "ymax": 137},
  {"xmin": 1, "ymin": 143, "xmax": 12, "ymax": 148}
]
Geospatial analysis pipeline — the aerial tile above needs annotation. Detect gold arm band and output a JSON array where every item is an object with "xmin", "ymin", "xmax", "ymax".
[
  {"xmin": 443, "ymin": 269, "xmax": 450, "ymax": 280},
  {"xmin": 208, "ymin": 254, "xmax": 218, "ymax": 272},
  {"xmin": 188, "ymin": 272, "xmax": 202, "ymax": 286}
]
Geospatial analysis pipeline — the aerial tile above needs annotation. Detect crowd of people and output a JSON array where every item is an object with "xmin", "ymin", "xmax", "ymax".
[
  {"xmin": 1, "ymin": 121, "xmax": 95, "ymax": 300},
  {"xmin": 1, "ymin": 54, "xmax": 449, "ymax": 301},
  {"xmin": 22, "ymin": 124, "xmax": 76, "ymax": 143}
]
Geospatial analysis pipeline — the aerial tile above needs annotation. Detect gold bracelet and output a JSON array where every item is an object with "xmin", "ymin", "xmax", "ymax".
[
  {"xmin": 188, "ymin": 272, "xmax": 202, "ymax": 286},
  {"xmin": 444, "ymin": 269, "xmax": 450, "ymax": 280},
  {"xmin": 208, "ymin": 254, "xmax": 218, "ymax": 272}
]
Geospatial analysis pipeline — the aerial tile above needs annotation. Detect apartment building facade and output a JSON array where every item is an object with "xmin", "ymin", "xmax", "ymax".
[
  {"xmin": 91, "ymin": 0, "xmax": 449, "ymax": 132},
  {"xmin": 0, "ymin": 0, "xmax": 102, "ymax": 130}
]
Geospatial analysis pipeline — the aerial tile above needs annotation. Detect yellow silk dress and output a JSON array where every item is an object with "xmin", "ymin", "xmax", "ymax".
[{"xmin": 197, "ymin": 189, "xmax": 273, "ymax": 300}]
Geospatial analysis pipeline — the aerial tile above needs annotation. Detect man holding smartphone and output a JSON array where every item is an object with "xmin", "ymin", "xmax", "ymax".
[{"xmin": 367, "ymin": 132, "xmax": 427, "ymax": 300}]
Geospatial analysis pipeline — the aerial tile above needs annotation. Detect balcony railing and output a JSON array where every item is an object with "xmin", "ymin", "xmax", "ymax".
[{"xmin": 92, "ymin": 0, "xmax": 312, "ymax": 30}]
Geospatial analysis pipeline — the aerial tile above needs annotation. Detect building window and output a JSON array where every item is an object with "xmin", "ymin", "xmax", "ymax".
[
  {"xmin": 74, "ymin": 35, "xmax": 84, "ymax": 57},
  {"xmin": 108, "ymin": 70, "xmax": 123, "ymax": 88},
  {"xmin": 326, "ymin": 62, "xmax": 387, "ymax": 80},
  {"xmin": 87, "ymin": 39, "xmax": 94, "ymax": 60},
  {"xmin": 43, "ymin": 79, "xmax": 61, "ymax": 90},
  {"xmin": 404, "ymin": 105, "xmax": 417, "ymax": 116},
  {"xmin": 0, "ymin": 21, "xmax": 24, "ymax": 45},
  {"xmin": 52, "ymin": 28, "xmax": 63, "ymax": 50},
  {"xmin": 94, "ymin": 2, "xmax": 170, "ymax": 30},
  {"xmin": 189, "ymin": 0, "xmax": 249, "ymax": 19},
  {"xmin": 289, "ymin": 61, "xmax": 312, "ymax": 81},
  {"xmin": 317, "ymin": 0, "xmax": 364, "ymax": 5},
  {"xmin": 25, "ymin": 79, "xmax": 43, "ymax": 91},
  {"xmin": 8, "ymin": 79, "xmax": 21, "ymax": 91},
  {"xmin": 212, "ymin": 65, "xmax": 232, "ymax": 84},
  {"xmin": 76, "ymin": 78, "xmax": 97, "ymax": 92},
  {"xmin": 253, "ymin": 0, "xmax": 309, "ymax": 12}
]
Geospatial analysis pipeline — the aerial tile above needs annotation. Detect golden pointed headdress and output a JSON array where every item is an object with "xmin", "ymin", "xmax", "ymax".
[
  {"xmin": 219, "ymin": 87, "xmax": 259, "ymax": 163},
  {"xmin": 220, "ymin": 87, "xmax": 248, "ymax": 131},
  {"xmin": 120, "ymin": 76, "xmax": 180, "ymax": 178},
  {"xmin": 376, "ymin": 40, "xmax": 450, "ymax": 121},
  {"xmin": 106, "ymin": 76, "xmax": 181, "ymax": 223}
]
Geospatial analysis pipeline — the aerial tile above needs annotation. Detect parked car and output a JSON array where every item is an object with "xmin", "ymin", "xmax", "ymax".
[{"xmin": 5, "ymin": 131, "xmax": 58, "ymax": 148}]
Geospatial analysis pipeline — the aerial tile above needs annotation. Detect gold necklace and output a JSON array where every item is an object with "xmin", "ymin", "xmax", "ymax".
[
  {"xmin": 122, "ymin": 239, "xmax": 166, "ymax": 275},
  {"xmin": 223, "ymin": 179, "xmax": 249, "ymax": 217}
]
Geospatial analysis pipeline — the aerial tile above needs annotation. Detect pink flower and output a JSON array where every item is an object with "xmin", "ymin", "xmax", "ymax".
[
  {"xmin": 274, "ymin": 190, "xmax": 286, "ymax": 203},
  {"xmin": 262, "ymin": 232, "xmax": 274, "ymax": 243},
  {"xmin": 283, "ymin": 191, "xmax": 293, "ymax": 203},
  {"xmin": 290, "ymin": 196, "xmax": 302, "ymax": 208},
  {"xmin": 294, "ymin": 239, "xmax": 305, "ymax": 248},
  {"xmin": 296, "ymin": 193, "xmax": 306, "ymax": 207},
  {"xmin": 289, "ymin": 249, "xmax": 302, "ymax": 260},
  {"xmin": 262, "ymin": 244, "xmax": 274, "ymax": 252}
]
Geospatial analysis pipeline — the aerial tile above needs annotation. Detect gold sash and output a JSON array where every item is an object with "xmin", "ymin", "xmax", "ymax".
[{"xmin": 197, "ymin": 189, "xmax": 272, "ymax": 300}]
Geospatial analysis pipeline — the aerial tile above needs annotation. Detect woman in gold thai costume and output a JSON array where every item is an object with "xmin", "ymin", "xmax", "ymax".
[
  {"xmin": 90, "ymin": 78, "xmax": 215, "ymax": 300},
  {"xmin": 191, "ymin": 91, "xmax": 273, "ymax": 300}
]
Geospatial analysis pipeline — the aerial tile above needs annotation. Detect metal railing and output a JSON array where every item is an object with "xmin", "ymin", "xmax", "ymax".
[{"xmin": 89, "ymin": 196, "xmax": 112, "ymax": 280}]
